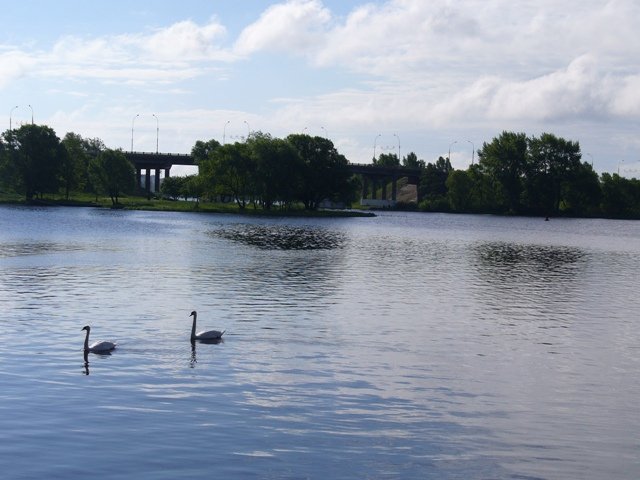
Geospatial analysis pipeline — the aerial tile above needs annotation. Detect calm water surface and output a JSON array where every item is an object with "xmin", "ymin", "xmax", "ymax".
[{"xmin": 0, "ymin": 205, "xmax": 638, "ymax": 479}]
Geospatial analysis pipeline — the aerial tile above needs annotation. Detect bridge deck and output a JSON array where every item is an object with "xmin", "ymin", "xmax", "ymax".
[{"xmin": 126, "ymin": 152, "xmax": 420, "ymax": 177}]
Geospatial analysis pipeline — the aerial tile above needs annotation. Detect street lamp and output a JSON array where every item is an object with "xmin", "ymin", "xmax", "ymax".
[
  {"xmin": 393, "ymin": 133, "xmax": 401, "ymax": 162},
  {"xmin": 9, "ymin": 105, "xmax": 18, "ymax": 130},
  {"xmin": 467, "ymin": 140, "xmax": 475, "ymax": 165},
  {"xmin": 131, "ymin": 114, "xmax": 139, "ymax": 152},
  {"xmin": 243, "ymin": 120, "xmax": 251, "ymax": 140},
  {"xmin": 321, "ymin": 126, "xmax": 328, "ymax": 139},
  {"xmin": 152, "ymin": 114, "xmax": 159, "ymax": 153},
  {"xmin": 373, "ymin": 134, "xmax": 382, "ymax": 162},
  {"xmin": 585, "ymin": 152, "xmax": 593, "ymax": 167},
  {"xmin": 28, "ymin": 104, "xmax": 33, "ymax": 124},
  {"xmin": 618, "ymin": 159, "xmax": 624, "ymax": 176},
  {"xmin": 448, "ymin": 140, "xmax": 457, "ymax": 162},
  {"xmin": 223, "ymin": 120, "xmax": 230, "ymax": 145}
]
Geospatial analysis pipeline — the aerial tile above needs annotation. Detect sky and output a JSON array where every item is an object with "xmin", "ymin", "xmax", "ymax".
[{"xmin": 2, "ymin": 0, "xmax": 640, "ymax": 176}]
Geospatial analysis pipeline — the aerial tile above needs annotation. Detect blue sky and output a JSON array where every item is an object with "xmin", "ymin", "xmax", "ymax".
[{"xmin": 2, "ymin": 0, "xmax": 640, "ymax": 176}]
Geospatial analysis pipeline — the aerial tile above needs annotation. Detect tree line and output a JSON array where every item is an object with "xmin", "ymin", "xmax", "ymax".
[
  {"xmin": 380, "ymin": 131, "xmax": 639, "ymax": 219},
  {"xmin": 172, "ymin": 132, "xmax": 358, "ymax": 211},
  {"xmin": 0, "ymin": 125, "xmax": 357, "ymax": 210},
  {"xmin": 0, "ymin": 124, "xmax": 134, "ymax": 205},
  {"xmin": 1, "ymin": 124, "xmax": 639, "ymax": 218}
]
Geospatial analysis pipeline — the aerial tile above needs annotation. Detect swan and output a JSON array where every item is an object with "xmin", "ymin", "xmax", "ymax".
[
  {"xmin": 82, "ymin": 325, "xmax": 117, "ymax": 353},
  {"xmin": 190, "ymin": 311, "xmax": 225, "ymax": 341}
]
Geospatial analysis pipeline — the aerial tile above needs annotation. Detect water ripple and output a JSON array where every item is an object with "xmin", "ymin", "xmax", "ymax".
[
  {"xmin": 210, "ymin": 224, "xmax": 346, "ymax": 250},
  {"xmin": 0, "ymin": 207, "xmax": 639, "ymax": 479}
]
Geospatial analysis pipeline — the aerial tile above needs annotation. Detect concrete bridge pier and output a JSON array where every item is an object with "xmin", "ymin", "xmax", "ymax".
[
  {"xmin": 361, "ymin": 177, "xmax": 369, "ymax": 201},
  {"xmin": 154, "ymin": 168, "xmax": 161, "ymax": 192},
  {"xmin": 391, "ymin": 175, "xmax": 398, "ymax": 201},
  {"xmin": 135, "ymin": 166, "xmax": 171, "ymax": 194},
  {"xmin": 360, "ymin": 174, "xmax": 399, "ymax": 202}
]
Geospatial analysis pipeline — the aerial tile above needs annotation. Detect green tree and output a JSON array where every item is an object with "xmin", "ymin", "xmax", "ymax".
[
  {"xmin": 191, "ymin": 139, "xmax": 221, "ymax": 165},
  {"xmin": 477, "ymin": 131, "xmax": 528, "ymax": 213},
  {"xmin": 160, "ymin": 175, "xmax": 184, "ymax": 200},
  {"xmin": 181, "ymin": 175, "xmax": 205, "ymax": 204},
  {"xmin": 88, "ymin": 149, "xmax": 135, "ymax": 205},
  {"xmin": 61, "ymin": 132, "xmax": 90, "ymax": 199},
  {"xmin": 524, "ymin": 133, "xmax": 583, "ymax": 215},
  {"xmin": 559, "ymin": 161, "xmax": 601, "ymax": 216},
  {"xmin": 419, "ymin": 156, "xmax": 452, "ymax": 201},
  {"xmin": 446, "ymin": 169, "xmax": 473, "ymax": 211},
  {"xmin": 250, "ymin": 133, "xmax": 302, "ymax": 210},
  {"xmin": 600, "ymin": 173, "xmax": 640, "ymax": 217},
  {"xmin": 287, "ymin": 134, "xmax": 352, "ymax": 210},
  {"xmin": 0, "ymin": 124, "xmax": 64, "ymax": 200},
  {"xmin": 403, "ymin": 151, "xmax": 426, "ymax": 170},
  {"xmin": 373, "ymin": 152, "xmax": 400, "ymax": 167},
  {"xmin": 466, "ymin": 163, "xmax": 498, "ymax": 213},
  {"xmin": 200, "ymin": 141, "xmax": 254, "ymax": 209}
]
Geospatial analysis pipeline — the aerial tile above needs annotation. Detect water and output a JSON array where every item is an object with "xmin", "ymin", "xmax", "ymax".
[{"xmin": 0, "ymin": 205, "xmax": 638, "ymax": 479}]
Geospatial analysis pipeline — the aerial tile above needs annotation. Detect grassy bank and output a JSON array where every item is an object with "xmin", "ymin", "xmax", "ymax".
[{"xmin": 0, "ymin": 192, "xmax": 375, "ymax": 218}]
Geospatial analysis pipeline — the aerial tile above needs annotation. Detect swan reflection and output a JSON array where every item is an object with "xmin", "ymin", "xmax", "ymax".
[
  {"xmin": 82, "ymin": 345, "xmax": 115, "ymax": 376},
  {"xmin": 190, "ymin": 340, "xmax": 197, "ymax": 368},
  {"xmin": 190, "ymin": 337, "xmax": 223, "ymax": 368},
  {"xmin": 83, "ymin": 351, "xmax": 90, "ymax": 376}
]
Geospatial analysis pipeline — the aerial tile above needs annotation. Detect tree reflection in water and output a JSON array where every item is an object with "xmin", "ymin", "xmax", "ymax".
[{"xmin": 211, "ymin": 224, "xmax": 345, "ymax": 250}]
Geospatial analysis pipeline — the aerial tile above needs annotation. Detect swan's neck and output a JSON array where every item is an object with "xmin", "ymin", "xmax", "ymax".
[
  {"xmin": 190, "ymin": 314, "xmax": 197, "ymax": 340},
  {"xmin": 83, "ymin": 329, "xmax": 90, "ymax": 351}
]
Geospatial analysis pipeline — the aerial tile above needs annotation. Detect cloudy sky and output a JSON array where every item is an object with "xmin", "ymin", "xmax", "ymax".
[{"xmin": 2, "ymin": 0, "xmax": 639, "ymax": 175}]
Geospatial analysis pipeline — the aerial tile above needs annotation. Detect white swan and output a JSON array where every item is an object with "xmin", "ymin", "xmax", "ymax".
[
  {"xmin": 82, "ymin": 325, "xmax": 117, "ymax": 353},
  {"xmin": 190, "ymin": 310, "xmax": 225, "ymax": 341}
]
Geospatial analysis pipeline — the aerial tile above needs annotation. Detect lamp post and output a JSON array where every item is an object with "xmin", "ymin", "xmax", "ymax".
[
  {"xmin": 28, "ymin": 104, "xmax": 33, "ymax": 124},
  {"xmin": 585, "ymin": 152, "xmax": 593, "ymax": 167},
  {"xmin": 9, "ymin": 105, "xmax": 18, "ymax": 131},
  {"xmin": 618, "ymin": 159, "xmax": 624, "ymax": 176},
  {"xmin": 373, "ymin": 134, "xmax": 382, "ymax": 162},
  {"xmin": 467, "ymin": 140, "xmax": 475, "ymax": 165},
  {"xmin": 152, "ymin": 114, "xmax": 159, "ymax": 153},
  {"xmin": 223, "ymin": 120, "xmax": 230, "ymax": 145},
  {"xmin": 131, "ymin": 114, "xmax": 139, "ymax": 152},
  {"xmin": 448, "ymin": 140, "xmax": 457, "ymax": 162},
  {"xmin": 243, "ymin": 120, "xmax": 251, "ymax": 141},
  {"xmin": 393, "ymin": 133, "xmax": 401, "ymax": 162},
  {"xmin": 321, "ymin": 126, "xmax": 328, "ymax": 139}
]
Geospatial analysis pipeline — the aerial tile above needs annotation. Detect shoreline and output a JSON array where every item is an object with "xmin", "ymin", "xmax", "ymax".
[{"xmin": 0, "ymin": 195, "xmax": 377, "ymax": 218}]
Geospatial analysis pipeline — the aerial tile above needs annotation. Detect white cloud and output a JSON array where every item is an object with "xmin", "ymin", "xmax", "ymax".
[
  {"xmin": 140, "ymin": 19, "xmax": 230, "ymax": 62},
  {"xmin": 610, "ymin": 75, "xmax": 640, "ymax": 116},
  {"xmin": 0, "ymin": 17, "xmax": 232, "ymax": 88},
  {"xmin": 3, "ymin": 0, "xmax": 640, "ymax": 172},
  {"xmin": 247, "ymin": 0, "xmax": 640, "ymax": 135},
  {"xmin": 234, "ymin": 0, "xmax": 331, "ymax": 56},
  {"xmin": 0, "ymin": 50, "xmax": 37, "ymax": 88},
  {"xmin": 487, "ymin": 55, "xmax": 605, "ymax": 120}
]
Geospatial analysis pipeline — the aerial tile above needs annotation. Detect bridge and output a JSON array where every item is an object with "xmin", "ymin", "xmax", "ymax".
[
  {"xmin": 126, "ymin": 152, "xmax": 194, "ymax": 193},
  {"xmin": 125, "ymin": 152, "xmax": 421, "ymax": 205},
  {"xmin": 349, "ymin": 163, "xmax": 421, "ymax": 206}
]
